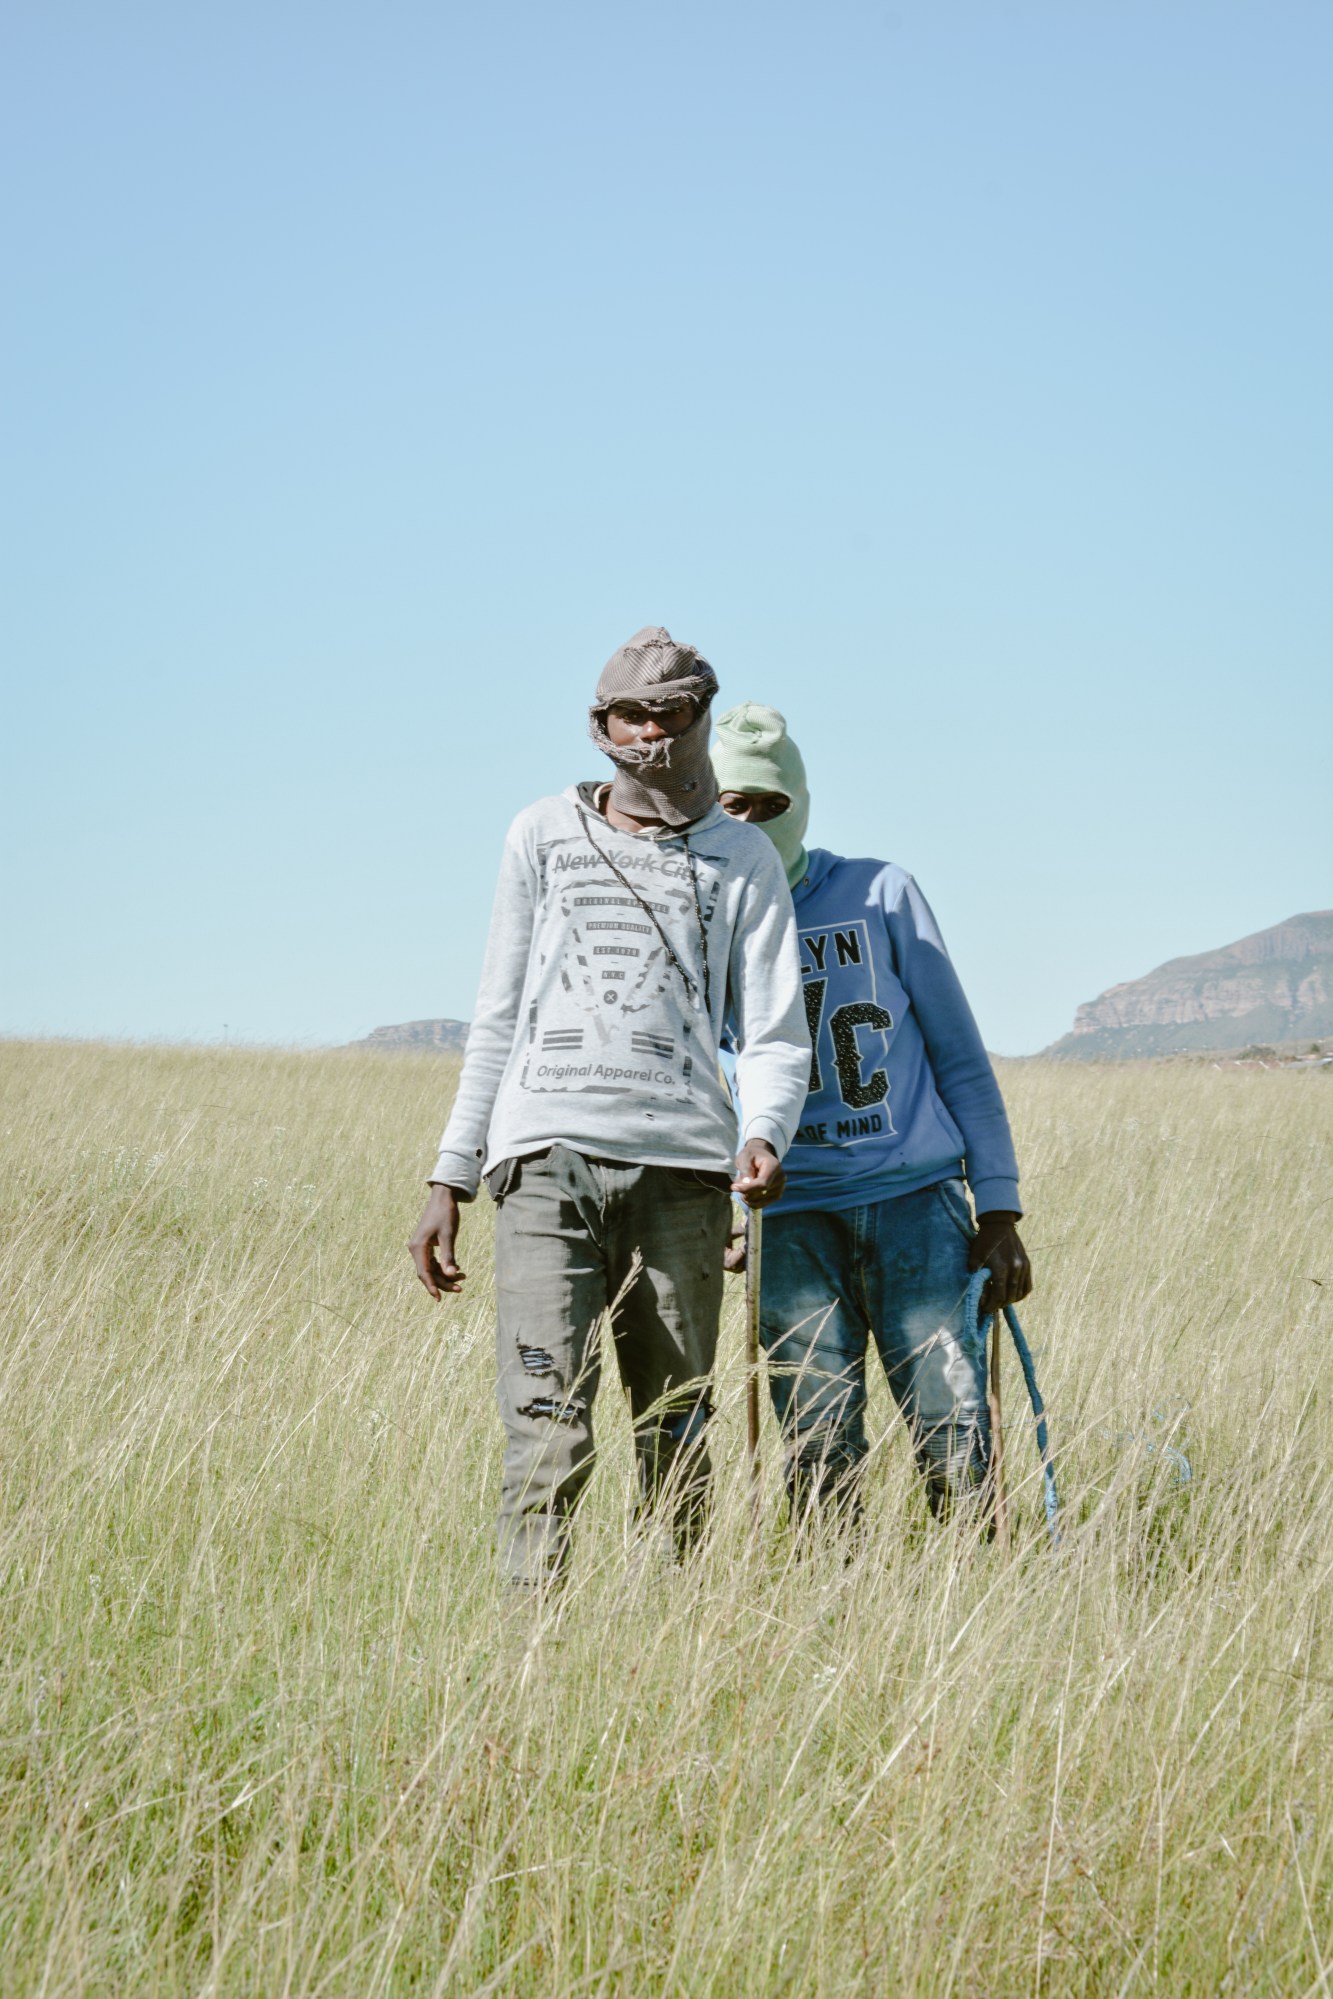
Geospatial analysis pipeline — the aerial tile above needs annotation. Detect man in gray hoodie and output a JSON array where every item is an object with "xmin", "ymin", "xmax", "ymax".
[{"xmin": 410, "ymin": 629, "xmax": 810, "ymax": 1586}]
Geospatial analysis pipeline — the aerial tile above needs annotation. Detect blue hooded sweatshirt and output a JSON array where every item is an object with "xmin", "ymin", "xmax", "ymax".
[{"xmin": 765, "ymin": 849, "xmax": 1021, "ymax": 1217}]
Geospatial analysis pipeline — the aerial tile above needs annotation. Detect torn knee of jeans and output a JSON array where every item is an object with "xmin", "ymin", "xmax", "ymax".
[
  {"xmin": 792, "ymin": 1432, "xmax": 862, "ymax": 1475},
  {"xmin": 791, "ymin": 1452, "xmax": 862, "ymax": 1491},
  {"xmin": 517, "ymin": 1395, "xmax": 586, "ymax": 1424},
  {"xmin": 661, "ymin": 1400, "xmax": 713, "ymax": 1448},
  {"xmin": 517, "ymin": 1342, "xmax": 558, "ymax": 1377},
  {"xmin": 915, "ymin": 1423, "xmax": 987, "ymax": 1495}
]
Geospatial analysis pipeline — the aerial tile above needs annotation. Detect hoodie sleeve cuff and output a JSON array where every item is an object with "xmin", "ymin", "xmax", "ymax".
[
  {"xmin": 429, "ymin": 1149, "xmax": 483, "ymax": 1200},
  {"xmin": 968, "ymin": 1175, "xmax": 1022, "ymax": 1217},
  {"xmin": 741, "ymin": 1115, "xmax": 790, "ymax": 1161}
]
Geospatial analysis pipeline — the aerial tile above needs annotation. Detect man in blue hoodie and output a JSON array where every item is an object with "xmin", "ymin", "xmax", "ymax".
[{"xmin": 711, "ymin": 704, "xmax": 1031, "ymax": 1527}]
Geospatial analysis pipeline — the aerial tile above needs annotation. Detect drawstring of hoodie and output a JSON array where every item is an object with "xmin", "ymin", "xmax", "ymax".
[
  {"xmin": 575, "ymin": 806, "xmax": 713, "ymax": 1014},
  {"xmin": 681, "ymin": 834, "xmax": 713, "ymax": 1013}
]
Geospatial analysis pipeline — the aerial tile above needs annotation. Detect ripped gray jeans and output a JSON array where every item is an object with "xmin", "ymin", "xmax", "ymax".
[{"xmin": 489, "ymin": 1145, "xmax": 732, "ymax": 1585}]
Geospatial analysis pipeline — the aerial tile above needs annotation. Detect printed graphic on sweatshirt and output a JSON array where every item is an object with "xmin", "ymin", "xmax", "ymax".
[
  {"xmin": 517, "ymin": 828, "xmax": 726, "ymax": 1102},
  {"xmin": 794, "ymin": 917, "xmax": 898, "ymax": 1146}
]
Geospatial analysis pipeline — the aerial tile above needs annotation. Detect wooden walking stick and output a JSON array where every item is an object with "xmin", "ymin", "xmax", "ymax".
[
  {"xmin": 745, "ymin": 1205, "xmax": 763, "ymax": 1523},
  {"xmin": 986, "ymin": 1270, "xmax": 1011, "ymax": 1553}
]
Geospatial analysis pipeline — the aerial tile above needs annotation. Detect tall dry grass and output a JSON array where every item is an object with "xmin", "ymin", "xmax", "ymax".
[{"xmin": 0, "ymin": 1038, "xmax": 1329, "ymax": 1995}]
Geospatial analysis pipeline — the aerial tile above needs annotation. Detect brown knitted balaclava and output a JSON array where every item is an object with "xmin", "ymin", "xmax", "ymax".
[{"xmin": 589, "ymin": 626, "xmax": 720, "ymax": 826}]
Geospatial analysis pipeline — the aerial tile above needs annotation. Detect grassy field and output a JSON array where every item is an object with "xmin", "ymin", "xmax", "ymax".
[{"xmin": 1, "ymin": 1040, "xmax": 1330, "ymax": 1996}]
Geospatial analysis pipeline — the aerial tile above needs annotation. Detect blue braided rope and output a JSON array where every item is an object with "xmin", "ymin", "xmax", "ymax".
[{"xmin": 963, "ymin": 1268, "xmax": 1061, "ymax": 1547}]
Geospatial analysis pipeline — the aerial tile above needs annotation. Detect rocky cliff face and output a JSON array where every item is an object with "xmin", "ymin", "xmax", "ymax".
[
  {"xmin": 1043, "ymin": 912, "xmax": 1333, "ymax": 1059},
  {"xmin": 350, "ymin": 1018, "xmax": 470, "ymax": 1053}
]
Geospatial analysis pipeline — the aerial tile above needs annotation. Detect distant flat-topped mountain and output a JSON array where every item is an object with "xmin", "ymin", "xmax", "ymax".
[
  {"xmin": 351, "ymin": 1018, "xmax": 470, "ymax": 1053},
  {"xmin": 1043, "ymin": 912, "xmax": 1333, "ymax": 1060}
]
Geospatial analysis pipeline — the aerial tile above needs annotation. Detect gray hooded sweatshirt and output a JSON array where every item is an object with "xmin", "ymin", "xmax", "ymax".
[{"xmin": 431, "ymin": 785, "xmax": 811, "ymax": 1195}]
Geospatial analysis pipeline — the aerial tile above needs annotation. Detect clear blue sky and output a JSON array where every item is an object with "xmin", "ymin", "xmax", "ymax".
[{"xmin": 3, "ymin": 0, "xmax": 1329, "ymax": 1055}]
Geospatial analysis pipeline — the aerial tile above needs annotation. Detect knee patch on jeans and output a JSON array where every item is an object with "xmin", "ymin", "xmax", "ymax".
[{"xmin": 915, "ymin": 1422, "xmax": 988, "ymax": 1513}]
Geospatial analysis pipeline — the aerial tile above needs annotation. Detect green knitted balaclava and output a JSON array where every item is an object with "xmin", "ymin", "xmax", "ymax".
[{"xmin": 710, "ymin": 703, "xmax": 810, "ymax": 887}]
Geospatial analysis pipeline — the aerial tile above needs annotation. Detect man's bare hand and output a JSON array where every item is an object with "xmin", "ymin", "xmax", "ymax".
[
  {"xmin": 409, "ymin": 1184, "xmax": 467, "ymax": 1298},
  {"xmin": 731, "ymin": 1138, "xmax": 785, "ymax": 1210},
  {"xmin": 724, "ymin": 1220, "xmax": 747, "ymax": 1274},
  {"xmin": 968, "ymin": 1210, "xmax": 1032, "ymax": 1317}
]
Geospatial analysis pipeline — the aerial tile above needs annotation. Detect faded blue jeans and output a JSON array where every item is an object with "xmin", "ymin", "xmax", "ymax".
[{"xmin": 759, "ymin": 1178, "xmax": 990, "ymax": 1522}]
